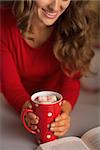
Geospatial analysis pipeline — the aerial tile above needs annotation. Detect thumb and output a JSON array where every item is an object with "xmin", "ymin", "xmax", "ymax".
[
  {"xmin": 27, "ymin": 101, "xmax": 32, "ymax": 109},
  {"xmin": 23, "ymin": 101, "xmax": 32, "ymax": 109},
  {"xmin": 61, "ymin": 100, "xmax": 71, "ymax": 115},
  {"xmin": 62, "ymin": 100, "xmax": 67, "ymax": 104}
]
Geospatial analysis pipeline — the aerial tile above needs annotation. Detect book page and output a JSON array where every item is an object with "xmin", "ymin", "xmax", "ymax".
[
  {"xmin": 81, "ymin": 127, "xmax": 100, "ymax": 150},
  {"xmin": 36, "ymin": 137, "xmax": 89, "ymax": 150}
]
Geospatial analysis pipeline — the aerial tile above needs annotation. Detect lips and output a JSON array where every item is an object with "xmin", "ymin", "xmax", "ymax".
[{"xmin": 42, "ymin": 8, "xmax": 58, "ymax": 19}]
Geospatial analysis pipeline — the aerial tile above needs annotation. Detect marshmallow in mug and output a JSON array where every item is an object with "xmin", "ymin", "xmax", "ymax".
[{"xmin": 35, "ymin": 95, "xmax": 58, "ymax": 104}]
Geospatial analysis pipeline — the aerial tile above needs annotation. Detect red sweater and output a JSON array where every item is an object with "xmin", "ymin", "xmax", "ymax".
[{"xmin": 0, "ymin": 7, "xmax": 80, "ymax": 112}]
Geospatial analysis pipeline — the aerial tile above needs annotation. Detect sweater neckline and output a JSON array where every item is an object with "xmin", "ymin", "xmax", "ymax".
[{"xmin": 17, "ymin": 25, "xmax": 55, "ymax": 51}]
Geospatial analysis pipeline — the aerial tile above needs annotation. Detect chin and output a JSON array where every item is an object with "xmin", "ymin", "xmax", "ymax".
[
  {"xmin": 38, "ymin": 9, "xmax": 59, "ymax": 26},
  {"xmin": 41, "ymin": 17, "xmax": 59, "ymax": 26},
  {"xmin": 44, "ymin": 21, "xmax": 56, "ymax": 26}
]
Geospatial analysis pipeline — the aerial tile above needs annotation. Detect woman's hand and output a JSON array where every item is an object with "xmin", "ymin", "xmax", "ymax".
[
  {"xmin": 21, "ymin": 101, "xmax": 39, "ymax": 130},
  {"xmin": 50, "ymin": 100, "xmax": 72, "ymax": 137}
]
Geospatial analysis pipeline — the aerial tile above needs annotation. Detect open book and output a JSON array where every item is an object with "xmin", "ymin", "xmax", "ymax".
[{"xmin": 36, "ymin": 127, "xmax": 100, "ymax": 150}]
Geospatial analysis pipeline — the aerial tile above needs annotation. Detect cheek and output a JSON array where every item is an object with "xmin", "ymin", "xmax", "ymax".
[
  {"xmin": 61, "ymin": 0, "xmax": 71, "ymax": 11},
  {"xmin": 61, "ymin": 7, "xmax": 67, "ymax": 13},
  {"xmin": 58, "ymin": 7, "xmax": 67, "ymax": 18},
  {"xmin": 59, "ymin": 1, "xmax": 70, "ymax": 16}
]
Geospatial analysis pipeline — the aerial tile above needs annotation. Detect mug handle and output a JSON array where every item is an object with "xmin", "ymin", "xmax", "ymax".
[{"xmin": 21, "ymin": 109, "xmax": 37, "ymax": 134}]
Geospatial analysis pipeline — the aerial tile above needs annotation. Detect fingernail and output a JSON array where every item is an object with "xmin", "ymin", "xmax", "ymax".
[
  {"xmin": 54, "ymin": 133, "xmax": 58, "ymax": 136},
  {"xmin": 63, "ymin": 100, "xmax": 66, "ymax": 103},
  {"xmin": 36, "ymin": 116, "xmax": 39, "ymax": 120},
  {"xmin": 34, "ymin": 125, "xmax": 37, "ymax": 129},
  {"xmin": 50, "ymin": 128, "xmax": 54, "ymax": 131},
  {"xmin": 28, "ymin": 104, "xmax": 32, "ymax": 109},
  {"xmin": 51, "ymin": 123, "xmax": 55, "ymax": 127},
  {"xmin": 35, "ymin": 119, "xmax": 39, "ymax": 124},
  {"xmin": 55, "ymin": 118, "xmax": 59, "ymax": 121}
]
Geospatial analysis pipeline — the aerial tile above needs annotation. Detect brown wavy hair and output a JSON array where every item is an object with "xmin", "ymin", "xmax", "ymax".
[{"xmin": 12, "ymin": 0, "xmax": 97, "ymax": 77}]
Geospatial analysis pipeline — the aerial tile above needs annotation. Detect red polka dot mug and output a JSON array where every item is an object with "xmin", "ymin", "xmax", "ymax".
[{"xmin": 21, "ymin": 91, "xmax": 63, "ymax": 144}]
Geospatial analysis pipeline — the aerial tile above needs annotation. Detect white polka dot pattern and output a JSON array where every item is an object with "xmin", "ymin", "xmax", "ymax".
[
  {"xmin": 47, "ymin": 135, "xmax": 51, "ymax": 139},
  {"xmin": 48, "ymin": 112, "xmax": 52, "ymax": 117}
]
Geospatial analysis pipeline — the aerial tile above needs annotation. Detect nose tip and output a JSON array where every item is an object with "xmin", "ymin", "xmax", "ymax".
[{"xmin": 47, "ymin": 0, "xmax": 60, "ymax": 12}]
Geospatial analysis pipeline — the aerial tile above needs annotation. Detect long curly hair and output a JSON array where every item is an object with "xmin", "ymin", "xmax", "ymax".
[{"xmin": 12, "ymin": 0, "xmax": 97, "ymax": 77}]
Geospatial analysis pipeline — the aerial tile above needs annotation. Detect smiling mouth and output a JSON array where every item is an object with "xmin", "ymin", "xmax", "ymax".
[{"xmin": 42, "ymin": 8, "xmax": 58, "ymax": 19}]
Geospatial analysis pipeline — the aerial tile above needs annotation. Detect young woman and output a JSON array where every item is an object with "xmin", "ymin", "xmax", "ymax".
[{"xmin": 0, "ymin": 0, "xmax": 96, "ymax": 137}]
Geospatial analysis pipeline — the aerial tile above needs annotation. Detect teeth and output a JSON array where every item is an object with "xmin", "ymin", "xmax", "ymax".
[
  {"xmin": 43, "ymin": 9, "xmax": 57, "ymax": 18},
  {"xmin": 46, "ymin": 11, "xmax": 57, "ymax": 16}
]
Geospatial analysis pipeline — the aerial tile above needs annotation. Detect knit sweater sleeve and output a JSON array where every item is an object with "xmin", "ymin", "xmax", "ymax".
[
  {"xmin": 0, "ymin": 42, "xmax": 31, "ymax": 113},
  {"xmin": 60, "ymin": 71, "xmax": 80, "ymax": 109},
  {"xmin": 0, "ymin": 8, "xmax": 30, "ymax": 113}
]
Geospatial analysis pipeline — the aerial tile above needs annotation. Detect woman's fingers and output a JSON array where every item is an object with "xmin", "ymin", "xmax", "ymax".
[
  {"xmin": 25, "ymin": 114, "xmax": 38, "ymax": 130},
  {"xmin": 50, "ymin": 122, "xmax": 70, "ymax": 131},
  {"xmin": 55, "ymin": 113, "xmax": 68, "ymax": 121},
  {"xmin": 22, "ymin": 101, "xmax": 32, "ymax": 109},
  {"xmin": 25, "ymin": 116, "xmax": 37, "ymax": 130},
  {"xmin": 31, "ymin": 125, "xmax": 37, "ymax": 130},
  {"xmin": 50, "ymin": 112, "xmax": 71, "ymax": 137},
  {"xmin": 54, "ymin": 131, "xmax": 67, "ymax": 137},
  {"xmin": 27, "ymin": 112, "xmax": 39, "ymax": 124},
  {"xmin": 51, "ymin": 119, "xmax": 67, "ymax": 127},
  {"xmin": 22, "ymin": 101, "xmax": 39, "ymax": 130},
  {"xmin": 51, "ymin": 113, "xmax": 70, "ymax": 127},
  {"xmin": 27, "ymin": 112, "xmax": 37, "ymax": 120}
]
